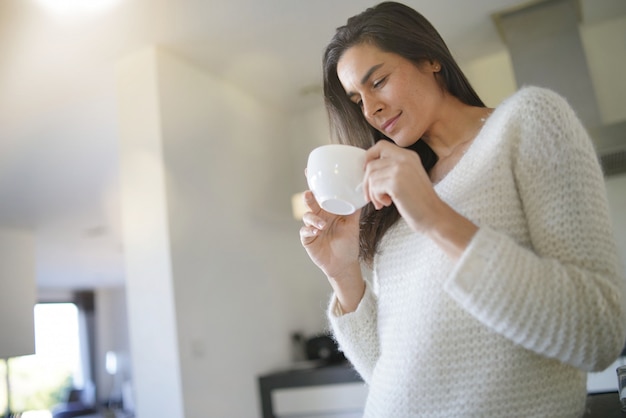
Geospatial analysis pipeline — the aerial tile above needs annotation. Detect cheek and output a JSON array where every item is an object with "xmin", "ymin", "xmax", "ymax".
[
  {"xmin": 403, "ymin": 90, "xmax": 429, "ymax": 121},
  {"xmin": 405, "ymin": 84, "xmax": 439, "ymax": 118}
]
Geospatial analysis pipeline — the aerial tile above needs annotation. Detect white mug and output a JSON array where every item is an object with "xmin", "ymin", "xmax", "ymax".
[{"xmin": 306, "ymin": 144, "xmax": 368, "ymax": 215}]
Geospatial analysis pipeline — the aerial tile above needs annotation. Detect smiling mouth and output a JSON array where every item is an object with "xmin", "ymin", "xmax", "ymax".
[{"xmin": 381, "ymin": 113, "xmax": 401, "ymax": 133}]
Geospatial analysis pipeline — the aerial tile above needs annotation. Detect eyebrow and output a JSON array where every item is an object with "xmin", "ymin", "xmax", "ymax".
[{"xmin": 346, "ymin": 63, "xmax": 384, "ymax": 98}]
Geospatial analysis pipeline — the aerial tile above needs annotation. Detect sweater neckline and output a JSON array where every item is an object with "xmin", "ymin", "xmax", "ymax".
[{"xmin": 433, "ymin": 107, "xmax": 496, "ymax": 191}]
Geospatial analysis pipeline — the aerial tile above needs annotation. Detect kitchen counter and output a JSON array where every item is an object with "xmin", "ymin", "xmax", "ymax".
[
  {"xmin": 584, "ymin": 392, "xmax": 625, "ymax": 417},
  {"xmin": 258, "ymin": 362, "xmax": 625, "ymax": 418},
  {"xmin": 258, "ymin": 361, "xmax": 365, "ymax": 418}
]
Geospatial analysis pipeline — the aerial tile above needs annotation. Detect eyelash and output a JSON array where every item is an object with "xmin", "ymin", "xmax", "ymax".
[{"xmin": 355, "ymin": 76, "xmax": 387, "ymax": 108}]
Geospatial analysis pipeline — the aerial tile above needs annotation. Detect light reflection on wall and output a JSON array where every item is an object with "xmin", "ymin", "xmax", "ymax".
[{"xmin": 33, "ymin": 0, "xmax": 122, "ymax": 16}]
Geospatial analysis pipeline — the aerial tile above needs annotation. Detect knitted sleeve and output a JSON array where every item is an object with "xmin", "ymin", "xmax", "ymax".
[
  {"xmin": 327, "ymin": 280, "xmax": 380, "ymax": 383},
  {"xmin": 444, "ymin": 87, "xmax": 626, "ymax": 372}
]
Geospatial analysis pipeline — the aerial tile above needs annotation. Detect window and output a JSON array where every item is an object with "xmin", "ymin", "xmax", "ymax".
[{"xmin": 1, "ymin": 303, "xmax": 84, "ymax": 414}]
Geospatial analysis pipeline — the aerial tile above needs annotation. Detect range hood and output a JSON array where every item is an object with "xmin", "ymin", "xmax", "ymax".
[{"xmin": 493, "ymin": 0, "xmax": 626, "ymax": 176}]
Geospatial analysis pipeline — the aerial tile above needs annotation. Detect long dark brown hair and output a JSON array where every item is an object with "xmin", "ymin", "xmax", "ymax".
[{"xmin": 323, "ymin": 1, "xmax": 485, "ymax": 266}]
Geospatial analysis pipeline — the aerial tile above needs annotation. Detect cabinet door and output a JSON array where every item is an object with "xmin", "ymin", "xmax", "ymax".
[{"xmin": 272, "ymin": 382, "xmax": 367, "ymax": 418}]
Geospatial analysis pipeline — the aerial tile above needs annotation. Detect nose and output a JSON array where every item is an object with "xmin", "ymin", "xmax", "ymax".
[{"xmin": 361, "ymin": 95, "xmax": 383, "ymax": 118}]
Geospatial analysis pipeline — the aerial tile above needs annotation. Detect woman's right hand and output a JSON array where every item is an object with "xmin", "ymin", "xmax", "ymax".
[
  {"xmin": 299, "ymin": 190, "xmax": 361, "ymax": 279},
  {"xmin": 300, "ymin": 190, "xmax": 365, "ymax": 312}
]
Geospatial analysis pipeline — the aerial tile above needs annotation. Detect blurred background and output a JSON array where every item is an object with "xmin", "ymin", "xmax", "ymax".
[{"xmin": 0, "ymin": 0, "xmax": 625, "ymax": 417}]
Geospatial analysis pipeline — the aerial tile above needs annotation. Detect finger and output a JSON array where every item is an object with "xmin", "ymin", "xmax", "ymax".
[
  {"xmin": 378, "ymin": 194, "xmax": 393, "ymax": 207},
  {"xmin": 364, "ymin": 141, "xmax": 383, "ymax": 165},
  {"xmin": 299, "ymin": 225, "xmax": 320, "ymax": 245},
  {"xmin": 369, "ymin": 192, "xmax": 385, "ymax": 210},
  {"xmin": 303, "ymin": 190, "xmax": 322, "ymax": 213},
  {"xmin": 370, "ymin": 193, "xmax": 392, "ymax": 210},
  {"xmin": 302, "ymin": 211, "xmax": 326, "ymax": 230},
  {"xmin": 362, "ymin": 159, "xmax": 385, "ymax": 209},
  {"xmin": 365, "ymin": 140, "xmax": 396, "ymax": 163},
  {"xmin": 365, "ymin": 172, "xmax": 394, "ymax": 210}
]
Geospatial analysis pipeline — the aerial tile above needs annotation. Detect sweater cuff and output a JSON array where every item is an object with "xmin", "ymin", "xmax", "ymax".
[
  {"xmin": 444, "ymin": 226, "xmax": 501, "ymax": 304},
  {"xmin": 327, "ymin": 280, "xmax": 379, "ymax": 383},
  {"xmin": 328, "ymin": 280, "xmax": 376, "ymax": 319}
]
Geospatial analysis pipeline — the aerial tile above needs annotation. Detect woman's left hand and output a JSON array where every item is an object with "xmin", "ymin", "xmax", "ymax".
[
  {"xmin": 363, "ymin": 140, "xmax": 442, "ymax": 233},
  {"xmin": 363, "ymin": 140, "xmax": 478, "ymax": 259}
]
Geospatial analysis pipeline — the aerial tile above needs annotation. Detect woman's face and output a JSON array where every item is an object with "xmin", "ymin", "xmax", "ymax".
[{"xmin": 336, "ymin": 42, "xmax": 444, "ymax": 148}]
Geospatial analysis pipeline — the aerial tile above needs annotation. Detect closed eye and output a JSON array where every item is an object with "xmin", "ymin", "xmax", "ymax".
[
  {"xmin": 348, "ymin": 94, "xmax": 363, "ymax": 108},
  {"xmin": 347, "ymin": 75, "xmax": 387, "ymax": 109}
]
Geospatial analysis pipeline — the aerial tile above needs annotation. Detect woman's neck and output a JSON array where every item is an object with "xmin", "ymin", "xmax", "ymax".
[
  {"xmin": 422, "ymin": 96, "xmax": 494, "ymax": 184},
  {"xmin": 422, "ymin": 96, "xmax": 493, "ymax": 159}
]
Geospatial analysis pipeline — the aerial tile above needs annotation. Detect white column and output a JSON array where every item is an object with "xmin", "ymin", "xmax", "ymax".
[
  {"xmin": 116, "ymin": 47, "xmax": 185, "ymax": 418},
  {"xmin": 0, "ymin": 229, "xmax": 36, "ymax": 359}
]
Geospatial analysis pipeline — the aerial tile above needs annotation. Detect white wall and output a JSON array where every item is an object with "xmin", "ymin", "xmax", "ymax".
[
  {"xmin": 460, "ymin": 50, "xmax": 517, "ymax": 108},
  {"xmin": 156, "ymin": 47, "xmax": 330, "ymax": 417},
  {"xmin": 288, "ymin": 103, "xmax": 329, "ymax": 191},
  {"xmin": 117, "ymin": 47, "xmax": 331, "ymax": 418}
]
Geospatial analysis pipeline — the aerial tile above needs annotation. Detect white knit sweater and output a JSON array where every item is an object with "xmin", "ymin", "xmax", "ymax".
[{"xmin": 328, "ymin": 87, "xmax": 626, "ymax": 417}]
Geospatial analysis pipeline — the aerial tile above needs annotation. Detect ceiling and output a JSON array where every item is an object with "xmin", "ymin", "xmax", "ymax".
[{"xmin": 0, "ymin": 0, "xmax": 617, "ymax": 289}]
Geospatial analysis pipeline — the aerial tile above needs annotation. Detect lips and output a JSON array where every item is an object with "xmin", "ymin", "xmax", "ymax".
[{"xmin": 381, "ymin": 112, "xmax": 401, "ymax": 134}]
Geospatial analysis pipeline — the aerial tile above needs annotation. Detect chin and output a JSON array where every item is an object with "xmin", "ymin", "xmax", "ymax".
[{"xmin": 396, "ymin": 137, "xmax": 421, "ymax": 149}]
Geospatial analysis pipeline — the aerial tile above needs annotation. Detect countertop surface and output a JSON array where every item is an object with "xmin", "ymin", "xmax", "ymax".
[
  {"xmin": 584, "ymin": 392, "xmax": 625, "ymax": 417},
  {"xmin": 260, "ymin": 364, "xmax": 625, "ymax": 417}
]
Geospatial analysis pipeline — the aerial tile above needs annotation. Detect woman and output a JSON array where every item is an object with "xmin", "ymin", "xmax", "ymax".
[{"xmin": 299, "ymin": 2, "xmax": 626, "ymax": 417}]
